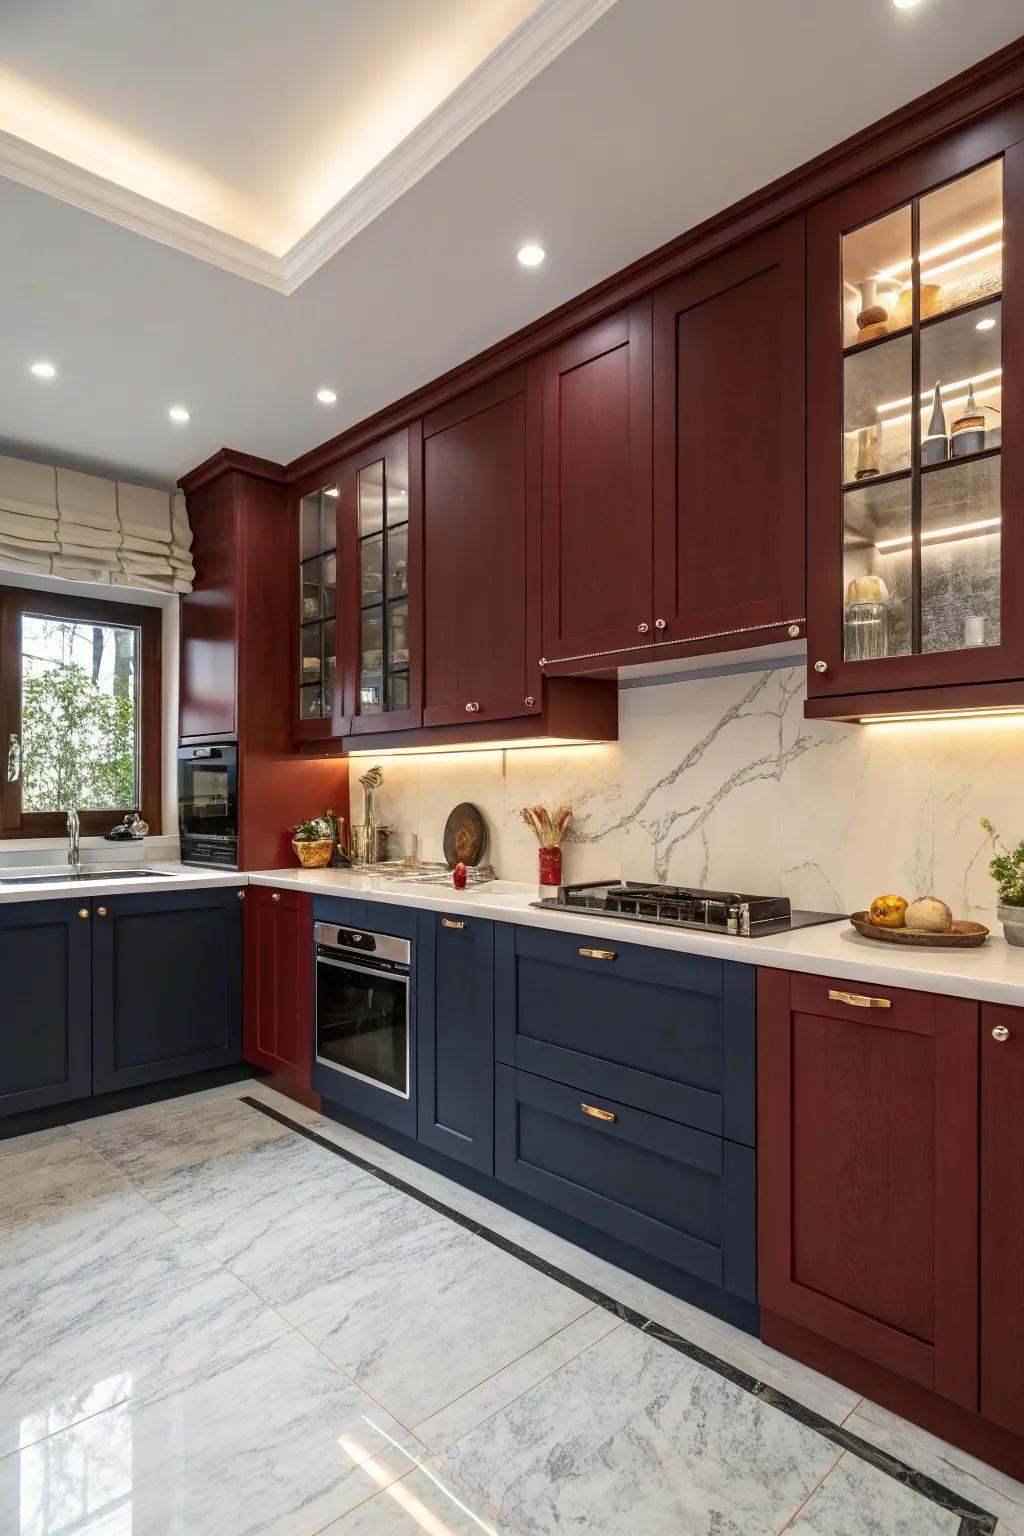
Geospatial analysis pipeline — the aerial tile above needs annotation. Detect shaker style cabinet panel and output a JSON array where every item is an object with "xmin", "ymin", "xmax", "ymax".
[
  {"xmin": 981, "ymin": 1002, "xmax": 1024, "ymax": 1438},
  {"xmin": 92, "ymin": 888, "xmax": 243, "ymax": 1093},
  {"xmin": 416, "ymin": 911, "xmax": 495, "ymax": 1173},
  {"xmin": 758, "ymin": 969, "xmax": 979, "ymax": 1408},
  {"xmin": 541, "ymin": 304, "xmax": 653, "ymax": 664},
  {"xmin": 0, "ymin": 900, "xmax": 92, "ymax": 1117},
  {"xmin": 806, "ymin": 132, "xmax": 1024, "ymax": 708},
  {"xmin": 421, "ymin": 366, "xmax": 542, "ymax": 727},
  {"xmin": 651, "ymin": 217, "xmax": 806, "ymax": 653},
  {"xmin": 243, "ymin": 886, "xmax": 313, "ymax": 1086}
]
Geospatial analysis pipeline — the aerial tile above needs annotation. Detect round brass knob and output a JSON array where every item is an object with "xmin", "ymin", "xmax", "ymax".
[
  {"xmin": 788, "ymin": 624, "xmax": 801, "ymax": 638},
  {"xmin": 992, "ymin": 1024, "xmax": 1011, "ymax": 1043},
  {"xmin": 97, "ymin": 906, "xmax": 108, "ymax": 917},
  {"xmin": 813, "ymin": 660, "xmax": 829, "ymax": 674},
  {"xmin": 465, "ymin": 702, "xmax": 480, "ymax": 713},
  {"xmin": 637, "ymin": 622, "xmax": 649, "ymax": 635},
  {"xmin": 271, "ymin": 892, "xmax": 281, "ymax": 903},
  {"xmin": 78, "ymin": 907, "xmax": 89, "ymax": 920},
  {"xmin": 654, "ymin": 619, "xmax": 666, "ymax": 631},
  {"xmin": 525, "ymin": 695, "xmax": 535, "ymax": 706},
  {"xmin": 237, "ymin": 889, "xmax": 245, "ymax": 901}
]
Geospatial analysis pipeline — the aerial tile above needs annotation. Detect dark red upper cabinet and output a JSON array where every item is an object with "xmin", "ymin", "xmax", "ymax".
[
  {"xmin": 758, "ymin": 968, "xmax": 980, "ymax": 1410},
  {"xmin": 421, "ymin": 365, "xmax": 541, "ymax": 727},
  {"xmin": 341, "ymin": 426, "xmax": 424, "ymax": 737},
  {"xmin": 651, "ymin": 218, "xmax": 806, "ymax": 655},
  {"xmin": 981, "ymin": 1002, "xmax": 1024, "ymax": 1439},
  {"xmin": 806, "ymin": 123, "xmax": 1024, "ymax": 716},
  {"xmin": 541, "ymin": 303, "xmax": 653, "ymax": 666}
]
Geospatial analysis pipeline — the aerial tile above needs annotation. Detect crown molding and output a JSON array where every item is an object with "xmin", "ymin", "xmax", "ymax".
[{"xmin": 0, "ymin": 0, "xmax": 620, "ymax": 296}]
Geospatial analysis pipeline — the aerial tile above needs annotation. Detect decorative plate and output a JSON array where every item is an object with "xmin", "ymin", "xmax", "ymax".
[
  {"xmin": 850, "ymin": 912, "xmax": 989, "ymax": 948},
  {"xmin": 442, "ymin": 803, "xmax": 488, "ymax": 869}
]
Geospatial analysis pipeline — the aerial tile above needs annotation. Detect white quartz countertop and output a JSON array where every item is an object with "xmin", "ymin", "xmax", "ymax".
[
  {"xmin": 248, "ymin": 866, "xmax": 1024, "ymax": 1009},
  {"xmin": 0, "ymin": 862, "xmax": 245, "ymax": 903}
]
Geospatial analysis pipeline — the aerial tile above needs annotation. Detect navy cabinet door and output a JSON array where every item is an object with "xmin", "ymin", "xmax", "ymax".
[
  {"xmin": 0, "ymin": 899, "xmax": 92, "ymax": 1116},
  {"xmin": 417, "ymin": 911, "xmax": 494, "ymax": 1173},
  {"xmin": 92, "ymin": 887, "xmax": 243, "ymax": 1093}
]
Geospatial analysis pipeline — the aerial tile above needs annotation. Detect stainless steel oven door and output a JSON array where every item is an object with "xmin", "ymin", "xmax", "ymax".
[{"xmin": 315, "ymin": 948, "xmax": 410, "ymax": 1098}]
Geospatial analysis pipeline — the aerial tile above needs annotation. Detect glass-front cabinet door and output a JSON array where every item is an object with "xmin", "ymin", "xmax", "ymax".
[
  {"xmin": 294, "ymin": 475, "xmax": 342, "ymax": 740},
  {"xmin": 342, "ymin": 426, "xmax": 422, "ymax": 736},
  {"xmin": 808, "ymin": 134, "xmax": 1023, "ymax": 704}
]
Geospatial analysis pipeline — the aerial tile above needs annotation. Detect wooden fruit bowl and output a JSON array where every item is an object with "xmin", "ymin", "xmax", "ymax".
[{"xmin": 850, "ymin": 911, "xmax": 989, "ymax": 948}]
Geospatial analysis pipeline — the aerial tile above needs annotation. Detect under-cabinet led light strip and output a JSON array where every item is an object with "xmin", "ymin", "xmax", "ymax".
[
  {"xmin": 862, "ymin": 705, "xmax": 1024, "ymax": 725},
  {"xmin": 874, "ymin": 516, "xmax": 1001, "ymax": 551}
]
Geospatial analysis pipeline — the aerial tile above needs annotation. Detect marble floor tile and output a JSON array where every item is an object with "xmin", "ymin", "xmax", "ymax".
[
  {"xmin": 0, "ymin": 1127, "xmax": 73, "ymax": 1161},
  {"xmin": 0, "ymin": 1332, "xmax": 429, "ymax": 1536},
  {"xmin": 783, "ymin": 1451, "xmax": 960, "ymax": 1535},
  {"xmin": 0, "ymin": 1137, "xmax": 125, "ymax": 1232},
  {"xmin": 847, "ymin": 1401, "xmax": 1021, "ymax": 1534},
  {"xmin": 414, "ymin": 1310, "xmax": 623, "ymax": 1451},
  {"xmin": 320, "ymin": 1457, "xmax": 521, "ymax": 1535},
  {"xmin": 298, "ymin": 1226, "xmax": 593, "ymax": 1426},
  {"xmin": 0, "ymin": 1189, "xmax": 283, "ymax": 1452},
  {"xmin": 195, "ymin": 1165, "xmax": 460, "ymax": 1326},
  {"xmin": 444, "ymin": 1319, "xmax": 843, "ymax": 1536}
]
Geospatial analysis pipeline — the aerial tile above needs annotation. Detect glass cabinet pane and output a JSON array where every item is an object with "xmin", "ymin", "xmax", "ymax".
[
  {"xmin": 322, "ymin": 618, "xmax": 336, "ymax": 710},
  {"xmin": 359, "ymin": 462, "xmax": 385, "ymax": 538},
  {"xmin": 297, "ymin": 482, "xmax": 339, "ymax": 725},
  {"xmin": 360, "ymin": 534, "xmax": 384, "ymax": 606},
  {"xmin": 386, "ymin": 461, "xmax": 409, "ymax": 526},
  {"xmin": 837, "ymin": 158, "xmax": 1004, "ymax": 671},
  {"xmin": 301, "ymin": 624, "xmax": 321, "ymax": 684},
  {"xmin": 354, "ymin": 444, "xmax": 411, "ymax": 719},
  {"xmin": 300, "ymin": 493, "xmax": 322, "ymax": 560},
  {"xmin": 387, "ymin": 525, "xmax": 409, "ymax": 599},
  {"xmin": 322, "ymin": 552, "xmax": 337, "ymax": 618},
  {"xmin": 301, "ymin": 558, "xmax": 322, "ymax": 622}
]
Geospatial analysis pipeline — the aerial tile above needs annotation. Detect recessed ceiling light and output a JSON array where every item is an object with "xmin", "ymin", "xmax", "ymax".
[
  {"xmin": 892, "ymin": 0, "xmax": 924, "ymax": 8},
  {"xmin": 517, "ymin": 244, "xmax": 547, "ymax": 268},
  {"xmin": 976, "ymin": 317, "xmax": 997, "ymax": 331},
  {"xmin": 30, "ymin": 361, "xmax": 56, "ymax": 379},
  {"xmin": 316, "ymin": 388, "xmax": 337, "ymax": 405},
  {"xmin": 168, "ymin": 405, "xmax": 190, "ymax": 423}
]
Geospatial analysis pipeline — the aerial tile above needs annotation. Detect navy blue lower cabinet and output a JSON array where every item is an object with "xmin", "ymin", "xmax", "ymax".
[
  {"xmin": 417, "ymin": 911, "xmax": 494, "ymax": 1174},
  {"xmin": 92, "ymin": 887, "xmax": 243, "ymax": 1093},
  {"xmin": 495, "ymin": 1063, "xmax": 756, "ymax": 1302},
  {"xmin": 494, "ymin": 924, "xmax": 755, "ymax": 1145},
  {"xmin": 311, "ymin": 899, "xmax": 418, "ymax": 1138},
  {"xmin": 0, "ymin": 899, "xmax": 92, "ymax": 1116}
]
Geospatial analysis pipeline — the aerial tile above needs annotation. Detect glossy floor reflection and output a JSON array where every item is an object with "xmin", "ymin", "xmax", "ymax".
[{"xmin": 0, "ymin": 1081, "xmax": 1016, "ymax": 1535}]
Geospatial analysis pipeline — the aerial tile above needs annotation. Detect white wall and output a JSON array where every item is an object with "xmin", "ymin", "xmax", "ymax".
[{"xmin": 351, "ymin": 660, "xmax": 1018, "ymax": 922}]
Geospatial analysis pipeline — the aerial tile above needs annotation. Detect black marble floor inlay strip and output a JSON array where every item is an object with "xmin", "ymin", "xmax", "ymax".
[{"xmin": 241, "ymin": 1096, "xmax": 997, "ymax": 1536}]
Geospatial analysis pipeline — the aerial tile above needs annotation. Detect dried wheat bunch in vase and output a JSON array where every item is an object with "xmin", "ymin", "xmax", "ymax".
[{"xmin": 521, "ymin": 803, "xmax": 573, "ymax": 888}]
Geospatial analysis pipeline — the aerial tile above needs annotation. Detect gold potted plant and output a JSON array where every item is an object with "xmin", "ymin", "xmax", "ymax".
[{"xmin": 291, "ymin": 809, "xmax": 336, "ymax": 869}]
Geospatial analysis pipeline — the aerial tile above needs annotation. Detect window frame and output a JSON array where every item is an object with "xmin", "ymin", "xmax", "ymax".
[{"xmin": 0, "ymin": 587, "xmax": 162, "ymax": 839}]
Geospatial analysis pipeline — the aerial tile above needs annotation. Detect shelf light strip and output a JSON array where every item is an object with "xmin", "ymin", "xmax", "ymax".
[
  {"xmin": 861, "ymin": 705, "xmax": 1024, "ymax": 725},
  {"xmin": 874, "ymin": 220, "xmax": 1003, "ymax": 283},
  {"xmin": 874, "ymin": 516, "xmax": 1001, "ymax": 551},
  {"xmin": 845, "ymin": 381, "xmax": 1001, "ymax": 435},
  {"xmin": 876, "ymin": 367, "xmax": 1002, "ymax": 416}
]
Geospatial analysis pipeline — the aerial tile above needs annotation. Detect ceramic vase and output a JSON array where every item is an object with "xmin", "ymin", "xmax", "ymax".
[
  {"xmin": 538, "ymin": 846, "xmax": 562, "ymax": 887},
  {"xmin": 998, "ymin": 905, "xmax": 1024, "ymax": 948}
]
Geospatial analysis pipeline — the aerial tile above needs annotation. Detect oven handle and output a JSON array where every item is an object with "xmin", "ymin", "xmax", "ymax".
[{"xmin": 316, "ymin": 953, "xmax": 411, "ymax": 983}]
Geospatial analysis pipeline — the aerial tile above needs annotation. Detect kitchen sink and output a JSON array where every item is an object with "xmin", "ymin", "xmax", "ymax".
[{"xmin": 0, "ymin": 868, "xmax": 173, "ymax": 886}]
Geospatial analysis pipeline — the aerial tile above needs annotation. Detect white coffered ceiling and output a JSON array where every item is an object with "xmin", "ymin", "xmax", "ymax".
[{"xmin": 1, "ymin": 0, "xmax": 1022, "ymax": 487}]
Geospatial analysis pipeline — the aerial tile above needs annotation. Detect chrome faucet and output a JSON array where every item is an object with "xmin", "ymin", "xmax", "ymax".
[{"xmin": 66, "ymin": 808, "xmax": 80, "ymax": 874}]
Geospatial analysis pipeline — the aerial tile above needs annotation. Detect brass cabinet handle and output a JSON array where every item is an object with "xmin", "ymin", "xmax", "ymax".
[
  {"xmin": 992, "ymin": 1024, "xmax": 1011, "ymax": 1043},
  {"xmin": 237, "ymin": 889, "xmax": 245, "ymax": 901},
  {"xmin": 442, "ymin": 918, "xmax": 465, "ymax": 929},
  {"xmin": 579, "ymin": 947, "xmax": 616, "ymax": 961},
  {"xmin": 580, "ymin": 1102, "xmax": 617, "ymax": 1123},
  {"xmin": 96, "ymin": 906, "xmax": 108, "ymax": 917},
  {"xmin": 788, "ymin": 623, "xmax": 801, "ymax": 638},
  {"xmin": 654, "ymin": 618, "xmax": 666, "ymax": 630},
  {"xmin": 465, "ymin": 702, "xmax": 480, "ymax": 713},
  {"xmin": 271, "ymin": 892, "xmax": 281, "ymax": 903},
  {"xmin": 828, "ymin": 988, "xmax": 891, "ymax": 1009},
  {"xmin": 814, "ymin": 660, "xmax": 829, "ymax": 674},
  {"xmin": 637, "ymin": 622, "xmax": 649, "ymax": 634},
  {"xmin": 525, "ymin": 695, "xmax": 535, "ymax": 706},
  {"xmin": 78, "ymin": 907, "xmax": 89, "ymax": 920}
]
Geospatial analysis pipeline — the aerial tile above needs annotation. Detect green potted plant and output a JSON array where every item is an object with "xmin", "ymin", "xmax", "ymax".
[
  {"xmin": 291, "ymin": 808, "xmax": 336, "ymax": 869},
  {"xmin": 981, "ymin": 818, "xmax": 1024, "ymax": 947}
]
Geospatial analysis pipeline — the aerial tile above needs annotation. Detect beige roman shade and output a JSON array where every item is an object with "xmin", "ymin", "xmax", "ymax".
[{"xmin": 0, "ymin": 453, "xmax": 194, "ymax": 593}]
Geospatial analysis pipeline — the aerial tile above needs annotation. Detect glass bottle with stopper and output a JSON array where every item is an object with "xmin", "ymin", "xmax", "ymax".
[
  {"xmin": 951, "ymin": 383, "xmax": 986, "ymax": 458},
  {"xmin": 921, "ymin": 381, "xmax": 948, "ymax": 466}
]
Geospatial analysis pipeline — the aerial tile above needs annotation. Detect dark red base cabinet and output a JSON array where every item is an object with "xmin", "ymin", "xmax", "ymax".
[
  {"xmin": 243, "ymin": 886, "xmax": 313, "ymax": 1088},
  {"xmin": 759, "ymin": 969, "xmax": 1024, "ymax": 1481}
]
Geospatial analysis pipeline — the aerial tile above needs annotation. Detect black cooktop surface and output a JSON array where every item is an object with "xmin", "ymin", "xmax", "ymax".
[{"xmin": 532, "ymin": 880, "xmax": 845, "ymax": 937}]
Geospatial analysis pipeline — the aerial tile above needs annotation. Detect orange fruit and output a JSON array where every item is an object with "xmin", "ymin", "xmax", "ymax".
[{"xmin": 870, "ymin": 894, "xmax": 908, "ymax": 928}]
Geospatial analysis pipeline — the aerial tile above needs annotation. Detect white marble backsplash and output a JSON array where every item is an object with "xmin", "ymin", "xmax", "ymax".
[{"xmin": 352, "ymin": 664, "xmax": 1019, "ymax": 921}]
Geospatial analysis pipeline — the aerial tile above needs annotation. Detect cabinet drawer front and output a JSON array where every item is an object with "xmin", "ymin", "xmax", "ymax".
[
  {"xmin": 496, "ymin": 926, "xmax": 755, "ymax": 1143},
  {"xmin": 496, "ymin": 1065, "xmax": 754, "ymax": 1297}
]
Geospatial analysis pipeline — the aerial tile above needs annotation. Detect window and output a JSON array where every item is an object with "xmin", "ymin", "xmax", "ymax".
[{"xmin": 0, "ymin": 588, "xmax": 161, "ymax": 837}]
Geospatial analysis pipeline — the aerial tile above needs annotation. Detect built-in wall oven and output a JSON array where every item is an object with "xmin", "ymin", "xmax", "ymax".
[
  {"xmin": 178, "ymin": 744, "xmax": 238, "ymax": 867},
  {"xmin": 314, "ymin": 922, "xmax": 411, "ymax": 1102}
]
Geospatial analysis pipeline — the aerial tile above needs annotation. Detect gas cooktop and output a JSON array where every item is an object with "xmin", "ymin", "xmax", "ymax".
[{"xmin": 532, "ymin": 880, "xmax": 844, "ymax": 937}]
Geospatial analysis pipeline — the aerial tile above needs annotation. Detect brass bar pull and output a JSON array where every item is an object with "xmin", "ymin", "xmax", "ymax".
[
  {"xmin": 442, "ymin": 919, "xmax": 465, "ymax": 930},
  {"xmin": 580, "ymin": 1102, "xmax": 617, "ymax": 1123},
  {"xmin": 828, "ymin": 989, "xmax": 892, "ymax": 1009},
  {"xmin": 579, "ymin": 947, "xmax": 616, "ymax": 961}
]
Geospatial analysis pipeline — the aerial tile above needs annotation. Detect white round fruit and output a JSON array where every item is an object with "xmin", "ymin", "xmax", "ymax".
[{"xmin": 905, "ymin": 896, "xmax": 953, "ymax": 933}]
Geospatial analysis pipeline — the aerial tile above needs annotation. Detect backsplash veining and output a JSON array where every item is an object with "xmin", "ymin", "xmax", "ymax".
[{"xmin": 354, "ymin": 664, "xmax": 1017, "ymax": 921}]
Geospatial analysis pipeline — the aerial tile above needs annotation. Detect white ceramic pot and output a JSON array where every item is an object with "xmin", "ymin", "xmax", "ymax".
[{"xmin": 998, "ymin": 905, "xmax": 1024, "ymax": 947}]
